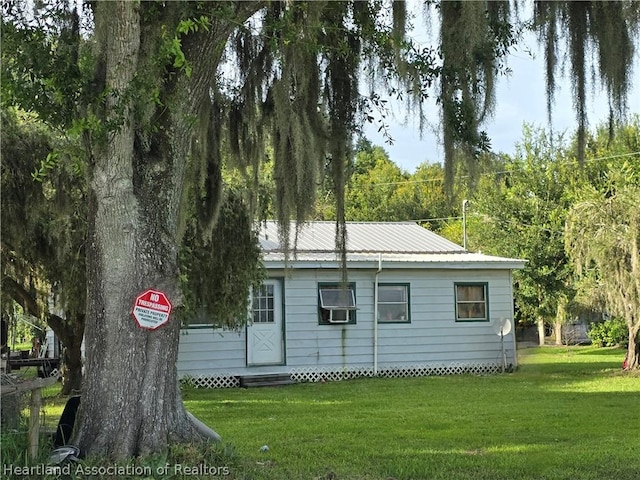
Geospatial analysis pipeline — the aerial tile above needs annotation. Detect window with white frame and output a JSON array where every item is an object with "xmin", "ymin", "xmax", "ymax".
[
  {"xmin": 318, "ymin": 283, "xmax": 357, "ymax": 324},
  {"xmin": 455, "ymin": 283, "xmax": 488, "ymax": 321},
  {"xmin": 252, "ymin": 284, "xmax": 275, "ymax": 323},
  {"xmin": 377, "ymin": 284, "xmax": 410, "ymax": 323}
]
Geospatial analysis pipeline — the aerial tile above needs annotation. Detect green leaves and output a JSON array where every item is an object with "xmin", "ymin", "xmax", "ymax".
[
  {"xmin": 178, "ymin": 189, "xmax": 265, "ymax": 329},
  {"xmin": 1, "ymin": 3, "xmax": 91, "ymax": 129},
  {"xmin": 587, "ymin": 318, "xmax": 629, "ymax": 347},
  {"xmin": 158, "ymin": 24, "xmax": 191, "ymax": 77},
  {"xmin": 31, "ymin": 152, "xmax": 58, "ymax": 183},
  {"xmin": 469, "ymin": 127, "xmax": 577, "ymax": 324},
  {"xmin": 176, "ymin": 16, "xmax": 210, "ymax": 35},
  {"xmin": 157, "ymin": 16, "xmax": 211, "ymax": 78},
  {"xmin": 565, "ymin": 172, "xmax": 640, "ymax": 365}
]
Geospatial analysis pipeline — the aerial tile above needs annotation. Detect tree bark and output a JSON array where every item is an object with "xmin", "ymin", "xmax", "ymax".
[
  {"xmin": 553, "ymin": 321, "xmax": 562, "ymax": 345},
  {"xmin": 47, "ymin": 313, "xmax": 84, "ymax": 395},
  {"xmin": 73, "ymin": 1, "xmax": 254, "ymax": 459},
  {"xmin": 553, "ymin": 296, "xmax": 567, "ymax": 345},
  {"xmin": 625, "ymin": 325, "xmax": 639, "ymax": 370},
  {"xmin": 60, "ymin": 332, "xmax": 83, "ymax": 395},
  {"xmin": 537, "ymin": 317, "xmax": 546, "ymax": 346},
  {"xmin": 73, "ymin": 1, "xmax": 196, "ymax": 458}
]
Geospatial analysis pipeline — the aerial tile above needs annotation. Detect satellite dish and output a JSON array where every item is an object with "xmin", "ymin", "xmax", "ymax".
[
  {"xmin": 492, "ymin": 318, "xmax": 512, "ymax": 373},
  {"xmin": 492, "ymin": 318, "xmax": 512, "ymax": 337}
]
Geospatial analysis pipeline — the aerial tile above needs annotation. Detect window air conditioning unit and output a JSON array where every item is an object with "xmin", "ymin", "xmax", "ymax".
[{"xmin": 327, "ymin": 309, "xmax": 351, "ymax": 324}]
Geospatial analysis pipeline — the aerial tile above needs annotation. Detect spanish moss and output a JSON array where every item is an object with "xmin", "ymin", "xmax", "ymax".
[
  {"xmin": 533, "ymin": 0, "xmax": 638, "ymax": 163},
  {"xmin": 439, "ymin": 0, "xmax": 514, "ymax": 189}
]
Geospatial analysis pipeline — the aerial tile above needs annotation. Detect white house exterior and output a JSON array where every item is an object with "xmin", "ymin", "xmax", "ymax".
[{"xmin": 177, "ymin": 221, "xmax": 525, "ymax": 387}]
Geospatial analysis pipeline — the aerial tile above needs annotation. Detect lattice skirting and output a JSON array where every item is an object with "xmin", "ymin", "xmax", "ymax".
[
  {"xmin": 291, "ymin": 362, "xmax": 502, "ymax": 382},
  {"xmin": 181, "ymin": 375, "xmax": 240, "ymax": 389},
  {"xmin": 180, "ymin": 361, "xmax": 503, "ymax": 389}
]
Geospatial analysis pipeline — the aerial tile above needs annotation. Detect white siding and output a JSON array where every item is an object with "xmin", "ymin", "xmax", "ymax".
[
  {"xmin": 177, "ymin": 328, "xmax": 245, "ymax": 376},
  {"xmin": 177, "ymin": 267, "xmax": 517, "ymax": 378}
]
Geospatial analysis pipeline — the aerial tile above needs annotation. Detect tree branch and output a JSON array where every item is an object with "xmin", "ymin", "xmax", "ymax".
[{"xmin": 2, "ymin": 275, "xmax": 40, "ymax": 318}]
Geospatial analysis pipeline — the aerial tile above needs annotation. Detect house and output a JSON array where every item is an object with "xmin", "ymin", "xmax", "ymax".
[{"xmin": 177, "ymin": 221, "xmax": 525, "ymax": 387}]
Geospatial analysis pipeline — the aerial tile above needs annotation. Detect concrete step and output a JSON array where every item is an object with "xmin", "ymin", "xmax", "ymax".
[{"xmin": 239, "ymin": 373, "xmax": 294, "ymax": 388}]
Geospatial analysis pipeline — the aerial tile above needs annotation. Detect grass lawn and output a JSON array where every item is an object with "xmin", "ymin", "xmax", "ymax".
[
  {"xmin": 8, "ymin": 346, "xmax": 637, "ymax": 479},
  {"xmin": 182, "ymin": 346, "xmax": 639, "ymax": 480}
]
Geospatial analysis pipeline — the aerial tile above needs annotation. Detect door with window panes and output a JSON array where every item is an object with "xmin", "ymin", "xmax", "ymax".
[{"xmin": 247, "ymin": 280, "xmax": 283, "ymax": 365}]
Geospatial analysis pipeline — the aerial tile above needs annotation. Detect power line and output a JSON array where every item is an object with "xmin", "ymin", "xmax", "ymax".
[
  {"xmin": 413, "ymin": 215, "xmax": 462, "ymax": 223},
  {"xmin": 406, "ymin": 212, "xmax": 566, "ymax": 234},
  {"xmin": 409, "ymin": 213, "xmax": 559, "ymax": 231},
  {"xmin": 358, "ymin": 150, "xmax": 640, "ymax": 187},
  {"xmin": 361, "ymin": 178, "xmax": 445, "ymax": 186}
]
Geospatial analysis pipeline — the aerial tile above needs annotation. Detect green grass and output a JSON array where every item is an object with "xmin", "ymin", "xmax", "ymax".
[
  {"xmin": 12, "ymin": 369, "xmax": 67, "ymax": 429},
  {"xmin": 8, "ymin": 341, "xmax": 32, "ymax": 352},
  {"xmin": 182, "ymin": 346, "xmax": 639, "ymax": 480},
  {"xmin": 5, "ymin": 346, "xmax": 637, "ymax": 479}
]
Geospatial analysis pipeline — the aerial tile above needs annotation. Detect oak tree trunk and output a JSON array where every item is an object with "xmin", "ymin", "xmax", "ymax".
[
  {"xmin": 47, "ymin": 314, "xmax": 84, "ymax": 395},
  {"xmin": 73, "ymin": 1, "xmax": 248, "ymax": 458},
  {"xmin": 60, "ymin": 337, "xmax": 83, "ymax": 395},
  {"xmin": 3, "ymin": 280, "xmax": 85, "ymax": 395},
  {"xmin": 73, "ymin": 2, "xmax": 198, "ymax": 458},
  {"xmin": 626, "ymin": 325, "xmax": 639, "ymax": 370}
]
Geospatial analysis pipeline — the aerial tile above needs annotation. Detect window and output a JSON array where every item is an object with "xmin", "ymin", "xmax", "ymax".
[
  {"xmin": 252, "ymin": 284, "xmax": 275, "ymax": 323},
  {"xmin": 378, "ymin": 284, "xmax": 410, "ymax": 323},
  {"xmin": 318, "ymin": 283, "xmax": 356, "ymax": 324},
  {"xmin": 455, "ymin": 283, "xmax": 488, "ymax": 322}
]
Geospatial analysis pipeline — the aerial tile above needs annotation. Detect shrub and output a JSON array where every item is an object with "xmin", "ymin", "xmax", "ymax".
[{"xmin": 587, "ymin": 318, "xmax": 628, "ymax": 347}]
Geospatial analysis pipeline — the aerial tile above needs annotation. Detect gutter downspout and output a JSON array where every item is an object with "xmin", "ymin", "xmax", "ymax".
[
  {"xmin": 374, "ymin": 254, "xmax": 382, "ymax": 376},
  {"xmin": 509, "ymin": 269, "xmax": 518, "ymax": 369}
]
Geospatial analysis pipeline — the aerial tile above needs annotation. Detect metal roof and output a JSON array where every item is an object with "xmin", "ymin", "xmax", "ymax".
[
  {"xmin": 258, "ymin": 221, "xmax": 526, "ymax": 270},
  {"xmin": 259, "ymin": 221, "xmax": 465, "ymax": 254}
]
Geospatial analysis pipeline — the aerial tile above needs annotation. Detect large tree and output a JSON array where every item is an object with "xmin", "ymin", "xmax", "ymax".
[
  {"xmin": 2, "ymin": 0, "xmax": 439, "ymax": 458},
  {"xmin": 565, "ymin": 118, "xmax": 640, "ymax": 369},
  {"xmin": 467, "ymin": 127, "xmax": 577, "ymax": 345},
  {"xmin": 2, "ymin": 0, "xmax": 638, "ymax": 460},
  {"xmin": 566, "ymin": 177, "xmax": 640, "ymax": 369}
]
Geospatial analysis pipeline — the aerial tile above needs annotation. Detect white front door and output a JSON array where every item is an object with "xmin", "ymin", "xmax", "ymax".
[{"xmin": 247, "ymin": 280, "xmax": 284, "ymax": 365}]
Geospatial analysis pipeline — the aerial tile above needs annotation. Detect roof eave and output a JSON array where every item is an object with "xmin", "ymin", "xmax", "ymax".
[{"xmin": 263, "ymin": 258, "xmax": 527, "ymax": 271}]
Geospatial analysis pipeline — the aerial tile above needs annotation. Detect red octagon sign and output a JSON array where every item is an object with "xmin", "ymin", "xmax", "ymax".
[{"xmin": 132, "ymin": 289, "xmax": 172, "ymax": 330}]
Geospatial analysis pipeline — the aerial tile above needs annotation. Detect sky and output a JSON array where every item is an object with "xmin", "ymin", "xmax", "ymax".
[{"xmin": 363, "ymin": 7, "xmax": 640, "ymax": 173}]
